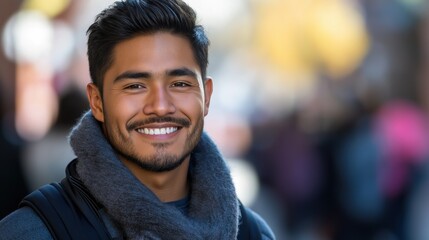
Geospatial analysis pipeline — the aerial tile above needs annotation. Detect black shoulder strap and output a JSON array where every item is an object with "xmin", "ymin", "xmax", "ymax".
[
  {"xmin": 19, "ymin": 160, "xmax": 111, "ymax": 240},
  {"xmin": 237, "ymin": 201, "xmax": 262, "ymax": 240},
  {"xmin": 19, "ymin": 183, "xmax": 74, "ymax": 240}
]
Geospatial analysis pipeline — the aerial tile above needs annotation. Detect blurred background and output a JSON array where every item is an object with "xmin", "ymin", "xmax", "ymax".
[{"xmin": 1, "ymin": 0, "xmax": 429, "ymax": 239}]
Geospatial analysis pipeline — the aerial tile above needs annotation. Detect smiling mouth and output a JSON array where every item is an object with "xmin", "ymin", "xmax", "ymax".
[{"xmin": 136, "ymin": 127, "xmax": 179, "ymax": 135}]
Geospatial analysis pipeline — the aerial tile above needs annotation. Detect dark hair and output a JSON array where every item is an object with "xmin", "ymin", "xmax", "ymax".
[{"xmin": 86, "ymin": 0, "xmax": 209, "ymax": 95}]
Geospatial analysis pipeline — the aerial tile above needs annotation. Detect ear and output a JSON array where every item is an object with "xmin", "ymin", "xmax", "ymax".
[
  {"xmin": 86, "ymin": 83, "xmax": 104, "ymax": 122},
  {"xmin": 203, "ymin": 77, "xmax": 213, "ymax": 116}
]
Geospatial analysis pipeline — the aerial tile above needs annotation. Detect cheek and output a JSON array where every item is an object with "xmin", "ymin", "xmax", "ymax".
[
  {"xmin": 177, "ymin": 94, "xmax": 205, "ymax": 116},
  {"xmin": 116, "ymin": 95, "xmax": 142, "ymax": 110},
  {"xmin": 104, "ymin": 96, "xmax": 141, "ymax": 121}
]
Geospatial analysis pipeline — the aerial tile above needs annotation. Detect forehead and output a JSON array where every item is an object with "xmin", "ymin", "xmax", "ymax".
[{"xmin": 106, "ymin": 32, "xmax": 200, "ymax": 80}]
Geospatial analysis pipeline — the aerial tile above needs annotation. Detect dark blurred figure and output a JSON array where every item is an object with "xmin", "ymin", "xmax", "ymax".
[
  {"xmin": 0, "ymin": 90, "xmax": 28, "ymax": 219},
  {"xmin": 248, "ymin": 111, "xmax": 325, "ymax": 238},
  {"xmin": 55, "ymin": 86, "xmax": 89, "ymax": 129},
  {"xmin": 0, "ymin": 0, "xmax": 29, "ymax": 219}
]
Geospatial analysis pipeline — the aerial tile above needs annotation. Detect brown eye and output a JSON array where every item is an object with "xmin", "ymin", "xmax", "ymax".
[
  {"xmin": 126, "ymin": 84, "xmax": 145, "ymax": 89},
  {"xmin": 171, "ymin": 82, "xmax": 191, "ymax": 88}
]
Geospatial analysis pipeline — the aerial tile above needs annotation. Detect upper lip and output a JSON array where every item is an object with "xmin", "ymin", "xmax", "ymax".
[{"xmin": 135, "ymin": 123, "xmax": 182, "ymax": 129}]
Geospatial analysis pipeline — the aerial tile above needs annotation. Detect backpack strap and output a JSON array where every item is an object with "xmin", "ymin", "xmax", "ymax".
[
  {"xmin": 237, "ymin": 201, "xmax": 262, "ymax": 240},
  {"xmin": 62, "ymin": 160, "xmax": 112, "ymax": 239},
  {"xmin": 19, "ymin": 160, "xmax": 111, "ymax": 240},
  {"xmin": 19, "ymin": 183, "xmax": 74, "ymax": 240}
]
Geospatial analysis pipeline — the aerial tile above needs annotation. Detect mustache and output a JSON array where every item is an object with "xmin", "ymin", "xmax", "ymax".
[{"xmin": 127, "ymin": 116, "xmax": 191, "ymax": 131}]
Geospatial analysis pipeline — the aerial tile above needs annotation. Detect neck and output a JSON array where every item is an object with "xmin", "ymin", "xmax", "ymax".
[{"xmin": 120, "ymin": 157, "xmax": 190, "ymax": 202}]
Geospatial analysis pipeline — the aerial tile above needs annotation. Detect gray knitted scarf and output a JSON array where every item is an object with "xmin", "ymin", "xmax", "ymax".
[{"xmin": 68, "ymin": 111, "xmax": 239, "ymax": 239}]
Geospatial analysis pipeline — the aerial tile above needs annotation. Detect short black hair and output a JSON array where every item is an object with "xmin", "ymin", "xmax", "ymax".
[{"xmin": 86, "ymin": 0, "xmax": 209, "ymax": 95}]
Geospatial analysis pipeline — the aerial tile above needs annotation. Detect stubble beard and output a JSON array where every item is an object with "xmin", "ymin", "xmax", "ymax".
[{"xmin": 106, "ymin": 116, "xmax": 204, "ymax": 173}]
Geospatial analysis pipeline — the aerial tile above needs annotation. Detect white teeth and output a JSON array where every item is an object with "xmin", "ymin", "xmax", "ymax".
[{"xmin": 137, "ymin": 127, "xmax": 178, "ymax": 135}]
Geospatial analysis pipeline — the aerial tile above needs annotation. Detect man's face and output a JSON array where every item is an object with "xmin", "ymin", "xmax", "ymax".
[{"xmin": 87, "ymin": 32, "xmax": 212, "ymax": 172}]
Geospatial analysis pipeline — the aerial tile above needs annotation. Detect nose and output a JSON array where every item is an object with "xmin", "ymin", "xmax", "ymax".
[{"xmin": 143, "ymin": 85, "xmax": 176, "ymax": 116}]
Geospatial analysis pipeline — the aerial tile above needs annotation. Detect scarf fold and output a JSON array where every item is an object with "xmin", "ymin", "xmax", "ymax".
[{"xmin": 68, "ymin": 111, "xmax": 239, "ymax": 239}]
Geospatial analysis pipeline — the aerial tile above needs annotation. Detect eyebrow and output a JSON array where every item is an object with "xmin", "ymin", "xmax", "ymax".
[
  {"xmin": 113, "ymin": 67, "xmax": 198, "ymax": 83},
  {"xmin": 114, "ymin": 71, "xmax": 150, "ymax": 83},
  {"xmin": 166, "ymin": 67, "xmax": 198, "ymax": 79}
]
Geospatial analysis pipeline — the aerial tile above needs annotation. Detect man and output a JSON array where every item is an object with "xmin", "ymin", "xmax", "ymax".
[{"xmin": 0, "ymin": 0, "xmax": 275, "ymax": 239}]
